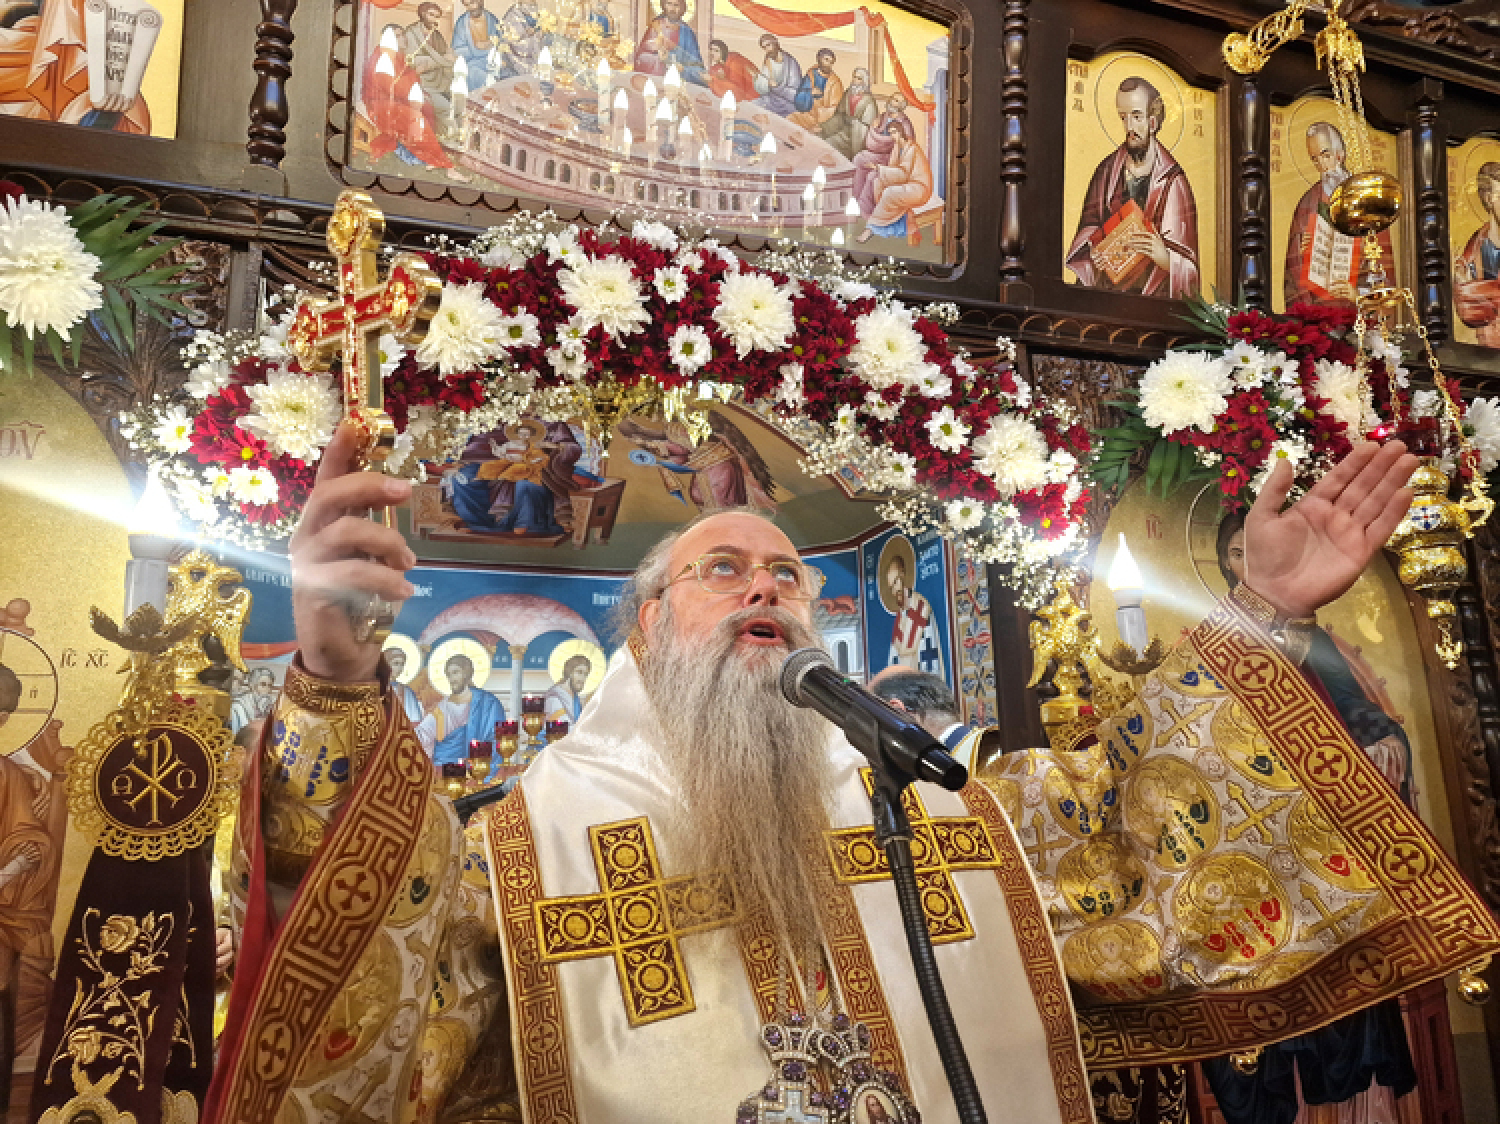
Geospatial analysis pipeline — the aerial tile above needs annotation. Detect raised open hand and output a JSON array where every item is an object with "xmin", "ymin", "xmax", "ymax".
[
  {"xmin": 1244, "ymin": 441, "xmax": 1419, "ymax": 620},
  {"xmin": 288, "ymin": 423, "xmax": 416, "ymax": 683}
]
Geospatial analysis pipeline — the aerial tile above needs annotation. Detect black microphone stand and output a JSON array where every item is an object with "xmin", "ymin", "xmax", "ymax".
[{"xmin": 844, "ymin": 707, "xmax": 988, "ymax": 1124}]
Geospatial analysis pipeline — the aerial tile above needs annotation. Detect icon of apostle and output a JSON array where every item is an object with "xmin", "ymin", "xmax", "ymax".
[{"xmin": 1066, "ymin": 75, "xmax": 1200, "ymax": 299}]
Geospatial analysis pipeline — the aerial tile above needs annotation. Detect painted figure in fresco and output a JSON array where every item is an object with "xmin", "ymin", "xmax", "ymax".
[
  {"xmin": 415, "ymin": 654, "xmax": 507, "ymax": 765},
  {"xmin": 633, "ymin": 0, "xmax": 706, "ymax": 86},
  {"xmin": 1202, "ymin": 511, "xmax": 1417, "ymax": 1124},
  {"xmin": 489, "ymin": 0, "xmax": 548, "ymax": 81},
  {"xmin": 0, "ymin": 0, "xmax": 155, "ymax": 130},
  {"xmin": 707, "ymin": 38, "xmax": 758, "ymax": 105},
  {"xmin": 1283, "ymin": 122, "xmax": 1396, "ymax": 310},
  {"xmin": 617, "ymin": 412, "xmax": 778, "ymax": 512},
  {"xmin": 788, "ymin": 48, "xmax": 842, "ymax": 131},
  {"xmin": 447, "ymin": 420, "xmax": 583, "ymax": 536},
  {"xmin": 383, "ymin": 647, "xmax": 427, "ymax": 725},
  {"xmin": 452, "ymin": 0, "xmax": 504, "ymax": 90},
  {"xmin": 581, "ymin": 0, "xmax": 621, "ymax": 62},
  {"xmin": 230, "ymin": 667, "xmax": 277, "ymax": 735},
  {"xmin": 366, "ymin": 23, "xmax": 456, "ymax": 169},
  {"xmin": 544, "ymin": 654, "xmax": 593, "ymax": 724},
  {"xmin": 403, "ymin": 2, "xmax": 456, "ymax": 115},
  {"xmin": 1455, "ymin": 160, "xmax": 1500, "ymax": 347},
  {"xmin": 883, "ymin": 550, "xmax": 943, "ymax": 677},
  {"xmin": 852, "ymin": 95, "xmax": 906, "ymax": 212},
  {"xmin": 752, "ymin": 34, "xmax": 802, "ymax": 117},
  {"xmin": 817, "ymin": 67, "xmax": 877, "ymax": 160},
  {"xmin": 856, "ymin": 99, "xmax": 934, "ymax": 245},
  {"xmin": 1066, "ymin": 75, "xmax": 1200, "ymax": 299},
  {"xmin": 0, "ymin": 664, "xmax": 68, "ymax": 1097}
]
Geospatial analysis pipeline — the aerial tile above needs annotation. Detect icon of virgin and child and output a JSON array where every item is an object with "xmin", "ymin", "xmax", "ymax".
[{"xmin": 444, "ymin": 419, "xmax": 586, "ymax": 536}]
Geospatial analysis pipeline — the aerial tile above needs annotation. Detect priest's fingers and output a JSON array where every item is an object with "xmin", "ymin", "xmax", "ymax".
[
  {"xmin": 1364, "ymin": 485, "xmax": 1415, "ymax": 551},
  {"xmin": 315, "ymin": 422, "xmax": 364, "ymax": 486},
  {"xmin": 1346, "ymin": 448, "xmax": 1418, "ymax": 529},
  {"xmin": 1246, "ymin": 455, "xmax": 1295, "ymax": 528},
  {"xmin": 1304, "ymin": 441, "xmax": 1381, "ymax": 505},
  {"xmin": 296, "ymin": 514, "xmax": 417, "ymax": 571},
  {"xmin": 296, "ymin": 558, "xmax": 415, "ymax": 605},
  {"xmin": 1332, "ymin": 440, "xmax": 1410, "ymax": 514},
  {"xmin": 294, "ymin": 472, "xmax": 412, "ymax": 544}
]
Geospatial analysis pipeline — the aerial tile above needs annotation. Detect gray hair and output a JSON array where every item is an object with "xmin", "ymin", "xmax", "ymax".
[
  {"xmin": 870, "ymin": 667, "xmax": 960, "ymax": 728},
  {"xmin": 609, "ymin": 506, "xmax": 783, "ymax": 643},
  {"xmin": 1306, "ymin": 122, "xmax": 1346, "ymax": 158}
]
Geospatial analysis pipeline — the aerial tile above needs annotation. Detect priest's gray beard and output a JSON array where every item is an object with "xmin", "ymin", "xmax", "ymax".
[{"xmin": 642, "ymin": 600, "xmax": 838, "ymax": 955}]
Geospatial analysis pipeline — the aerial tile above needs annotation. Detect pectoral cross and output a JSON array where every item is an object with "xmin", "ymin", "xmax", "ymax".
[{"xmin": 287, "ymin": 190, "xmax": 441, "ymax": 643}]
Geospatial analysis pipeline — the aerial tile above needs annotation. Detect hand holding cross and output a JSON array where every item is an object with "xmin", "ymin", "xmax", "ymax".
[{"xmin": 287, "ymin": 191, "xmax": 440, "ymax": 680}]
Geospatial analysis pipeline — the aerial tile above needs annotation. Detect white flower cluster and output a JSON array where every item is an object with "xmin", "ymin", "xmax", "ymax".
[
  {"xmin": 1468, "ymin": 397, "xmax": 1500, "ymax": 475},
  {"xmin": 1139, "ymin": 351, "xmax": 1232, "ymax": 435},
  {"xmin": 0, "ymin": 196, "xmax": 103, "ymax": 341},
  {"xmin": 239, "ymin": 366, "xmax": 342, "ymax": 460}
]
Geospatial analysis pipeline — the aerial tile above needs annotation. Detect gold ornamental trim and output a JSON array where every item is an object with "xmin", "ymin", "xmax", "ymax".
[
  {"xmin": 66, "ymin": 699, "xmax": 236, "ymax": 863},
  {"xmin": 1074, "ymin": 595, "xmax": 1500, "ymax": 1067}
]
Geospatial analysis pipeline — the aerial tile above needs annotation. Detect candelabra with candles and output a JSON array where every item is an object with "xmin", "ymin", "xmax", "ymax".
[
  {"xmin": 125, "ymin": 468, "xmax": 186, "ymax": 617},
  {"xmin": 1095, "ymin": 533, "xmax": 1168, "ymax": 677}
]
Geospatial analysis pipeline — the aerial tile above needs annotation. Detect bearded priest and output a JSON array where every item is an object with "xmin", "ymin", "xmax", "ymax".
[{"xmin": 205, "ymin": 430, "xmax": 1500, "ymax": 1124}]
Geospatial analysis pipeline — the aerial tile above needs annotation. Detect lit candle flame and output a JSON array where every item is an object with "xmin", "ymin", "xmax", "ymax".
[
  {"xmin": 759, "ymin": 133, "xmax": 777, "ymax": 155},
  {"xmin": 719, "ymin": 90, "xmax": 736, "ymax": 114},
  {"xmin": 663, "ymin": 63, "xmax": 682, "ymax": 90},
  {"xmin": 811, "ymin": 166, "xmax": 826, "ymax": 186},
  {"xmin": 1106, "ymin": 533, "xmax": 1144, "ymax": 593},
  {"xmin": 379, "ymin": 27, "xmax": 400, "ymax": 51},
  {"xmin": 844, "ymin": 197, "xmax": 860, "ymax": 218}
]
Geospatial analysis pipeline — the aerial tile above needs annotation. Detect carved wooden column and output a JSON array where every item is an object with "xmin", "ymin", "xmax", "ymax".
[
  {"xmin": 997, "ymin": 0, "xmax": 1029, "ymax": 286},
  {"xmin": 1409, "ymin": 78, "xmax": 1449, "ymax": 343},
  {"xmin": 1229, "ymin": 72, "xmax": 1270, "ymax": 310},
  {"xmin": 247, "ymin": 0, "xmax": 298, "ymax": 168},
  {"xmin": 1456, "ymin": 527, "xmax": 1500, "ymax": 910}
]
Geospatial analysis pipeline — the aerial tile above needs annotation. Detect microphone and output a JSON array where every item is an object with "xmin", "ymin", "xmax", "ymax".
[{"xmin": 780, "ymin": 648, "xmax": 967, "ymax": 791}]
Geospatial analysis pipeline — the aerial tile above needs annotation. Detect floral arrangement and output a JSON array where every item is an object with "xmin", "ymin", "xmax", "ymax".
[
  {"xmin": 122, "ymin": 214, "xmax": 1091, "ymax": 604},
  {"xmin": 1092, "ymin": 298, "xmax": 1449, "ymax": 508},
  {"xmin": 0, "ymin": 181, "xmax": 193, "ymax": 374}
]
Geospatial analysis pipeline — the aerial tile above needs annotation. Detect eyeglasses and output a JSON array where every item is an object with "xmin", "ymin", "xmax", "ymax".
[{"xmin": 665, "ymin": 552, "xmax": 825, "ymax": 600}]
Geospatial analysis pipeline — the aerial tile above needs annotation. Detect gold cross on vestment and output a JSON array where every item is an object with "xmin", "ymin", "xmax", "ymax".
[
  {"xmin": 824, "ymin": 770, "xmax": 1001, "ymax": 944},
  {"xmin": 532, "ymin": 817, "xmax": 739, "ymax": 1026},
  {"xmin": 288, "ymin": 190, "xmax": 441, "ymax": 469}
]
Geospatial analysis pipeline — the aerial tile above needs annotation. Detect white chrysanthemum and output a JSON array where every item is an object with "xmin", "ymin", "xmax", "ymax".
[
  {"xmin": 669, "ymin": 324, "xmax": 712, "ymax": 373},
  {"xmin": 676, "ymin": 250, "xmax": 705, "ymax": 273},
  {"xmin": 834, "ymin": 279, "xmax": 877, "ymax": 303},
  {"xmin": 835, "ymin": 404, "xmax": 858, "ymax": 433},
  {"xmin": 1411, "ymin": 389, "xmax": 1441, "ymax": 419},
  {"xmin": 777, "ymin": 362, "xmax": 805, "ymax": 409},
  {"xmin": 1046, "ymin": 449, "xmax": 1078, "ymax": 484},
  {"xmin": 559, "ymin": 255, "xmax": 650, "ymax": 339},
  {"xmin": 545, "ymin": 228, "xmax": 585, "ymax": 267},
  {"xmin": 1467, "ymin": 398, "xmax": 1500, "ymax": 474},
  {"xmin": 416, "ymin": 282, "xmax": 506, "ymax": 374},
  {"xmin": 847, "ymin": 305, "xmax": 925, "ymax": 390},
  {"xmin": 1313, "ymin": 358, "xmax": 1367, "ymax": 435},
  {"xmin": 1139, "ymin": 351, "xmax": 1232, "ymax": 434},
  {"xmin": 257, "ymin": 311, "xmax": 293, "ymax": 360},
  {"xmin": 1227, "ymin": 340, "xmax": 1266, "ymax": 369},
  {"xmin": 153, "ymin": 405, "xmax": 194, "ymax": 454},
  {"xmin": 883, "ymin": 450, "xmax": 918, "ymax": 489},
  {"xmin": 973, "ymin": 416, "xmax": 1048, "ymax": 496},
  {"xmin": 497, "ymin": 311, "xmax": 542, "ymax": 349},
  {"xmin": 862, "ymin": 390, "xmax": 900, "ymax": 421},
  {"xmin": 915, "ymin": 365, "xmax": 951, "ymax": 399},
  {"xmin": 0, "ymin": 196, "xmax": 102, "ymax": 338},
  {"xmin": 173, "ymin": 477, "xmax": 220, "ymax": 524},
  {"xmin": 1250, "ymin": 436, "xmax": 1312, "ymax": 494},
  {"xmin": 377, "ymin": 333, "xmax": 407, "ymax": 378},
  {"xmin": 556, "ymin": 313, "xmax": 590, "ymax": 346},
  {"xmin": 945, "ymin": 498, "xmax": 984, "ymax": 530},
  {"xmin": 240, "ymin": 367, "xmax": 342, "ymax": 460},
  {"xmin": 654, "ymin": 266, "xmax": 689, "ymax": 303},
  {"xmin": 185, "ymin": 359, "xmax": 231, "ymax": 401},
  {"xmin": 632, "ymin": 221, "xmax": 679, "ymax": 252},
  {"xmin": 712, "ymin": 272, "xmax": 795, "ymax": 357},
  {"xmin": 925, "ymin": 406, "xmax": 969, "ymax": 453},
  {"xmin": 205, "ymin": 466, "xmax": 233, "ymax": 498},
  {"xmin": 228, "ymin": 464, "xmax": 279, "ymax": 505},
  {"xmin": 479, "ymin": 242, "xmax": 526, "ymax": 269},
  {"xmin": 1266, "ymin": 351, "xmax": 1297, "ymax": 383},
  {"xmin": 548, "ymin": 343, "xmax": 589, "ymax": 380}
]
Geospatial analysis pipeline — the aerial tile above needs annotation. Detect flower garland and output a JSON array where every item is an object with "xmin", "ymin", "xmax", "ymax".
[
  {"xmin": 0, "ymin": 182, "xmax": 194, "ymax": 374},
  {"xmin": 122, "ymin": 214, "xmax": 1091, "ymax": 604},
  {"xmin": 1092, "ymin": 298, "xmax": 1445, "ymax": 508}
]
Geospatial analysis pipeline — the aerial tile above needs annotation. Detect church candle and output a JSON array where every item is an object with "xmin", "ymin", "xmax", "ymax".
[{"xmin": 718, "ymin": 90, "xmax": 736, "ymax": 165}]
